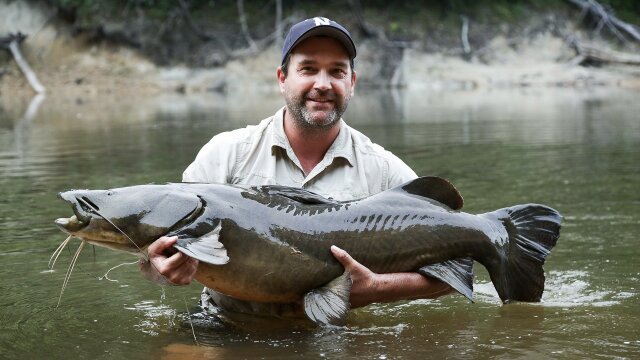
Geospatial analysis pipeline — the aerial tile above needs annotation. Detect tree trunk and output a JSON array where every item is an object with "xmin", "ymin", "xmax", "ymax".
[
  {"xmin": 237, "ymin": 0, "xmax": 257, "ymax": 51},
  {"xmin": 1, "ymin": 33, "xmax": 46, "ymax": 94},
  {"xmin": 275, "ymin": 0, "xmax": 283, "ymax": 50}
]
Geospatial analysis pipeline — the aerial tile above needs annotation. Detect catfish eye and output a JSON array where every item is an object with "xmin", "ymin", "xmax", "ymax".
[{"xmin": 107, "ymin": 191, "xmax": 113, "ymax": 196}]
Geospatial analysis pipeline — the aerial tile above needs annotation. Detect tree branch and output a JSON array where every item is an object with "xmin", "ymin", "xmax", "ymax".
[
  {"xmin": 1, "ymin": 33, "xmax": 46, "ymax": 94},
  {"xmin": 237, "ymin": 0, "xmax": 257, "ymax": 51},
  {"xmin": 460, "ymin": 15, "xmax": 471, "ymax": 55},
  {"xmin": 567, "ymin": 0, "xmax": 640, "ymax": 43}
]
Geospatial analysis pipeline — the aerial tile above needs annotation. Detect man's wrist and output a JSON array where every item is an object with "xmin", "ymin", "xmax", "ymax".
[{"xmin": 139, "ymin": 257, "xmax": 174, "ymax": 286}]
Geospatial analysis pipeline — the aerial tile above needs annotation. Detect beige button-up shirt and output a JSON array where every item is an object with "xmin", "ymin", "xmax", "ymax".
[{"xmin": 183, "ymin": 107, "xmax": 417, "ymax": 199}]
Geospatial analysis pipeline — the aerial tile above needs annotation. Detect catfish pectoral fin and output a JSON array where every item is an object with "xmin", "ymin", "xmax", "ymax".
[
  {"xmin": 174, "ymin": 223, "xmax": 229, "ymax": 265},
  {"xmin": 303, "ymin": 271, "xmax": 352, "ymax": 326},
  {"xmin": 418, "ymin": 257, "xmax": 474, "ymax": 301}
]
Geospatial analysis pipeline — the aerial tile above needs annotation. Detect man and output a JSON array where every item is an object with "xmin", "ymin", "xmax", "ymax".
[{"xmin": 140, "ymin": 17, "xmax": 453, "ymax": 316}]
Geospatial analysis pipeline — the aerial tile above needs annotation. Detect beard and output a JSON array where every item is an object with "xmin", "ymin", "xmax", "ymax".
[{"xmin": 283, "ymin": 87, "xmax": 351, "ymax": 131}]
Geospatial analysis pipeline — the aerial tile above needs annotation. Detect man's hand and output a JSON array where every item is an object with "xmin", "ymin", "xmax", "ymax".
[
  {"xmin": 139, "ymin": 236, "xmax": 198, "ymax": 286},
  {"xmin": 330, "ymin": 245, "xmax": 380, "ymax": 308},
  {"xmin": 331, "ymin": 245, "xmax": 453, "ymax": 308}
]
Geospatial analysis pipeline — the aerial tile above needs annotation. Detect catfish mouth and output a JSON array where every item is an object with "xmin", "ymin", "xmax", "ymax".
[
  {"xmin": 54, "ymin": 192, "xmax": 206, "ymax": 238},
  {"xmin": 54, "ymin": 195, "xmax": 96, "ymax": 234}
]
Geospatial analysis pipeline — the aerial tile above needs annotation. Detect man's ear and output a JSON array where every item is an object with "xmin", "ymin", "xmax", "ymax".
[
  {"xmin": 350, "ymin": 70, "xmax": 357, "ymax": 96},
  {"xmin": 277, "ymin": 67, "xmax": 286, "ymax": 94}
]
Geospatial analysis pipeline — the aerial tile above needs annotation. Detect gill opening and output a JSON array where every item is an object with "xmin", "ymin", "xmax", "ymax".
[{"xmin": 167, "ymin": 195, "xmax": 206, "ymax": 234}]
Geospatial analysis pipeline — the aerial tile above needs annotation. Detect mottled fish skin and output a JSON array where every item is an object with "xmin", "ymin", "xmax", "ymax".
[
  {"xmin": 168, "ymin": 182, "xmax": 490, "ymax": 303},
  {"xmin": 55, "ymin": 177, "xmax": 561, "ymax": 312}
]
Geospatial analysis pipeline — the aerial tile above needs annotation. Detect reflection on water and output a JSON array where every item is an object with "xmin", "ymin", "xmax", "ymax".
[{"xmin": 1, "ymin": 88, "xmax": 639, "ymax": 359}]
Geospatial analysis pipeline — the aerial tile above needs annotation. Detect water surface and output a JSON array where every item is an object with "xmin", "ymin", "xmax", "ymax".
[{"xmin": 0, "ymin": 88, "xmax": 638, "ymax": 359}]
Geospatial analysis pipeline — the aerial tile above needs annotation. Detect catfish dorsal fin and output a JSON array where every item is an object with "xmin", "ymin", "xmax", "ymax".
[
  {"xmin": 256, "ymin": 185, "xmax": 339, "ymax": 205},
  {"xmin": 398, "ymin": 176, "xmax": 464, "ymax": 210}
]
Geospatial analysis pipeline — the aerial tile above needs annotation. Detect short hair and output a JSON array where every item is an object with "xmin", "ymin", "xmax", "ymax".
[{"xmin": 280, "ymin": 53, "xmax": 355, "ymax": 78}]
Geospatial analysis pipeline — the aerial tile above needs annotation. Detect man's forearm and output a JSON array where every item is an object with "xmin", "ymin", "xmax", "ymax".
[
  {"xmin": 351, "ymin": 272, "xmax": 453, "ymax": 308},
  {"xmin": 331, "ymin": 245, "xmax": 454, "ymax": 308}
]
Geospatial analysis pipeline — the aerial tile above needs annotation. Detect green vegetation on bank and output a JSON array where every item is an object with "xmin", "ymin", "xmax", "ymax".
[
  {"xmin": 48, "ymin": 0, "xmax": 640, "ymax": 25},
  {"xmin": 34, "ymin": 0, "xmax": 640, "ymax": 66}
]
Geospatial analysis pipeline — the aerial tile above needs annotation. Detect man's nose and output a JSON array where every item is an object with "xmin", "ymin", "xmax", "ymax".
[{"xmin": 313, "ymin": 71, "xmax": 331, "ymax": 91}]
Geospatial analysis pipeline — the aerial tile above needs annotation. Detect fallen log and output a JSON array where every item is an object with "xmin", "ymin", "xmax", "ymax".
[
  {"xmin": 570, "ymin": 39, "xmax": 640, "ymax": 65},
  {"xmin": 0, "ymin": 33, "xmax": 46, "ymax": 93},
  {"xmin": 461, "ymin": 15, "xmax": 471, "ymax": 55}
]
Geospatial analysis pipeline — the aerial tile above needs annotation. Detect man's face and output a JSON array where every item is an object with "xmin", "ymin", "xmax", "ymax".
[{"xmin": 278, "ymin": 36, "xmax": 357, "ymax": 130}]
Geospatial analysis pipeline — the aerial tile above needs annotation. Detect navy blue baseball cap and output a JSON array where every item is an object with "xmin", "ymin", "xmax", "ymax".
[{"xmin": 281, "ymin": 17, "xmax": 356, "ymax": 65}]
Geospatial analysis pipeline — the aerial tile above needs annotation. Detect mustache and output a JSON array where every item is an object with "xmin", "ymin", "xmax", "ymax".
[{"xmin": 304, "ymin": 90, "xmax": 337, "ymax": 101}]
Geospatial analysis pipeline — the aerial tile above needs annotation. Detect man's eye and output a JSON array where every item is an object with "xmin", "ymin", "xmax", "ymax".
[{"xmin": 332, "ymin": 69, "xmax": 347, "ymax": 77}]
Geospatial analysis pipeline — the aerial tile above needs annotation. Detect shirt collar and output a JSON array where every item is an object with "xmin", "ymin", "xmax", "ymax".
[{"xmin": 270, "ymin": 107, "xmax": 355, "ymax": 167}]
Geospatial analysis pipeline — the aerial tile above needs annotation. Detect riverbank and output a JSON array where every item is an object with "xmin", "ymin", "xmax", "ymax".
[
  {"xmin": 3, "ymin": 34, "xmax": 639, "ymax": 99},
  {"xmin": 1, "ymin": 0, "xmax": 640, "ymax": 102}
]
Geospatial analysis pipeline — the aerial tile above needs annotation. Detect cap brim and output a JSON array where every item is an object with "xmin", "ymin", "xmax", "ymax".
[{"xmin": 289, "ymin": 26, "xmax": 356, "ymax": 60}]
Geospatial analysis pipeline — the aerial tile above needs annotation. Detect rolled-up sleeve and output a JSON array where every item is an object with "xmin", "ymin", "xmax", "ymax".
[
  {"xmin": 385, "ymin": 151, "xmax": 418, "ymax": 189},
  {"xmin": 182, "ymin": 131, "xmax": 242, "ymax": 183}
]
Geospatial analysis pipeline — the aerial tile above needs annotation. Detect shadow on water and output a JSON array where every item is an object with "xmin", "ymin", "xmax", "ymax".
[{"xmin": 0, "ymin": 87, "xmax": 639, "ymax": 359}]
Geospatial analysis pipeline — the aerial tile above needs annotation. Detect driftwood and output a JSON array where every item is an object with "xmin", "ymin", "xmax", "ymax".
[
  {"xmin": 567, "ymin": 0, "xmax": 640, "ymax": 43},
  {"xmin": 570, "ymin": 38, "xmax": 640, "ymax": 65},
  {"xmin": 0, "ymin": 33, "xmax": 46, "ymax": 93},
  {"xmin": 460, "ymin": 15, "xmax": 471, "ymax": 55}
]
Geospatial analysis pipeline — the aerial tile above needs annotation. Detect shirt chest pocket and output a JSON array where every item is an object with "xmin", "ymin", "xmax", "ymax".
[{"xmin": 311, "ymin": 179, "xmax": 372, "ymax": 201}]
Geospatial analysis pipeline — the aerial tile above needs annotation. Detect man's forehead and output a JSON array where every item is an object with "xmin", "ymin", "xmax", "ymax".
[{"xmin": 294, "ymin": 58, "xmax": 350, "ymax": 68}]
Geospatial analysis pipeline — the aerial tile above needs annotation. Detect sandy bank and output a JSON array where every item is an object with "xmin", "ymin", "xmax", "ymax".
[{"xmin": 1, "ymin": 1, "xmax": 639, "ymax": 102}]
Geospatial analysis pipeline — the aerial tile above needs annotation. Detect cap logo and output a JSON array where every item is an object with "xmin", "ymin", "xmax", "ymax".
[{"xmin": 313, "ymin": 17, "xmax": 331, "ymax": 26}]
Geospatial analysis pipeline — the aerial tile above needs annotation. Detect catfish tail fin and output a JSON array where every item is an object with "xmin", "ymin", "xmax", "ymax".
[{"xmin": 480, "ymin": 204, "xmax": 562, "ymax": 303}]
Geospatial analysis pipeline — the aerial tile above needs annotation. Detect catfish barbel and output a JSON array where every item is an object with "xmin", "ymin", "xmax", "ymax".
[{"xmin": 54, "ymin": 176, "xmax": 562, "ymax": 325}]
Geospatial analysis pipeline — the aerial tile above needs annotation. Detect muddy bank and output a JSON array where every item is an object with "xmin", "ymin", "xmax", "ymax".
[{"xmin": 1, "ymin": 0, "xmax": 640, "ymax": 102}]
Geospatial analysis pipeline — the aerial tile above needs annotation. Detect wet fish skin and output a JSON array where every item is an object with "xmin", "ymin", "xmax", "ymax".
[{"xmin": 54, "ymin": 177, "xmax": 562, "ymax": 325}]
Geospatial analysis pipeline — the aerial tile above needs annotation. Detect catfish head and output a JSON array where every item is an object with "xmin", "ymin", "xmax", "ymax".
[{"xmin": 54, "ymin": 185, "xmax": 204, "ymax": 254}]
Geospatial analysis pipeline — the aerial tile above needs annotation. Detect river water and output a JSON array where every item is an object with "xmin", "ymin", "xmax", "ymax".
[{"xmin": 0, "ymin": 88, "xmax": 638, "ymax": 359}]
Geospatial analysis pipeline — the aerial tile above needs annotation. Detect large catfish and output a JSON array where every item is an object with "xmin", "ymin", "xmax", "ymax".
[{"xmin": 54, "ymin": 177, "xmax": 561, "ymax": 325}]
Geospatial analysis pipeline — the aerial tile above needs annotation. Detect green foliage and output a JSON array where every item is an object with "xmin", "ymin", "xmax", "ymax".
[
  {"xmin": 598, "ymin": 0, "xmax": 640, "ymax": 23},
  {"xmin": 45, "ymin": 0, "xmax": 640, "ymax": 44},
  {"xmin": 47, "ymin": 0, "xmax": 640, "ymax": 25}
]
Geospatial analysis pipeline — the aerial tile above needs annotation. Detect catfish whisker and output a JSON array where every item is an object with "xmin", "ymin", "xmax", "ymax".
[
  {"xmin": 49, "ymin": 235, "xmax": 72, "ymax": 269},
  {"xmin": 98, "ymin": 261, "xmax": 138, "ymax": 282},
  {"xmin": 76, "ymin": 198, "xmax": 172, "ymax": 285},
  {"xmin": 77, "ymin": 197, "xmax": 148, "ymax": 260},
  {"xmin": 184, "ymin": 297, "xmax": 199, "ymax": 346},
  {"xmin": 57, "ymin": 240, "xmax": 85, "ymax": 307}
]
